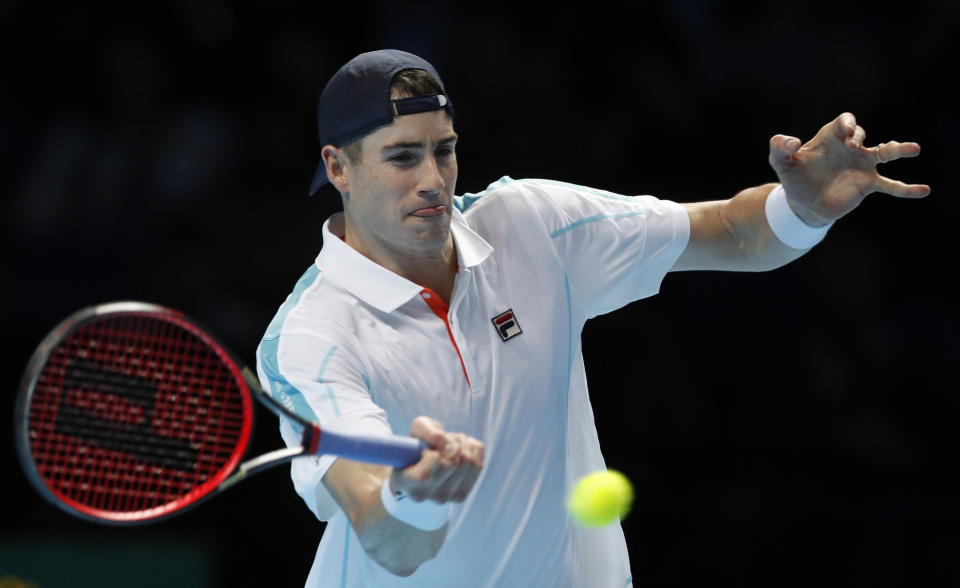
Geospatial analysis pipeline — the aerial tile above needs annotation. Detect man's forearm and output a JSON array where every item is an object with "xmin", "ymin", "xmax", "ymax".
[
  {"xmin": 718, "ymin": 183, "xmax": 815, "ymax": 271},
  {"xmin": 675, "ymin": 183, "xmax": 820, "ymax": 272},
  {"xmin": 353, "ymin": 496, "xmax": 448, "ymax": 577},
  {"xmin": 323, "ymin": 460, "xmax": 447, "ymax": 577}
]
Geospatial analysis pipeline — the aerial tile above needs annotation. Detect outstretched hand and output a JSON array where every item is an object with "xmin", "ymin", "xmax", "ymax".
[{"xmin": 768, "ymin": 112, "xmax": 930, "ymax": 227}]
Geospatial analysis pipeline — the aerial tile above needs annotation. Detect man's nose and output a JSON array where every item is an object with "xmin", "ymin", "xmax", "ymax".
[{"xmin": 417, "ymin": 154, "xmax": 445, "ymax": 195}]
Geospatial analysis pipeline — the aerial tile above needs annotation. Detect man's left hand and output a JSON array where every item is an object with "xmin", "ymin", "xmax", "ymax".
[{"xmin": 767, "ymin": 112, "xmax": 930, "ymax": 227}]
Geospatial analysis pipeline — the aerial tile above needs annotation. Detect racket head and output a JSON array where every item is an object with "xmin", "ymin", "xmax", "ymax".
[{"xmin": 15, "ymin": 302, "xmax": 255, "ymax": 525}]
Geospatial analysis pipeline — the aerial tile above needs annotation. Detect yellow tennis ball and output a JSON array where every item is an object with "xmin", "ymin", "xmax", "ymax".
[{"xmin": 567, "ymin": 469, "xmax": 633, "ymax": 527}]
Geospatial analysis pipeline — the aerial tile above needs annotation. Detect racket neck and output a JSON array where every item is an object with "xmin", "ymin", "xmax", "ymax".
[{"xmin": 301, "ymin": 423, "xmax": 323, "ymax": 455}]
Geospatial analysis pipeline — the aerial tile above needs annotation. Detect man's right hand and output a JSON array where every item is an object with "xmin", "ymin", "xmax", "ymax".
[{"xmin": 390, "ymin": 416, "xmax": 484, "ymax": 504}]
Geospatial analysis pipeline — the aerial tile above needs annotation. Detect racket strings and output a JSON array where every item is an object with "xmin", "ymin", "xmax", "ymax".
[{"xmin": 27, "ymin": 313, "xmax": 251, "ymax": 518}]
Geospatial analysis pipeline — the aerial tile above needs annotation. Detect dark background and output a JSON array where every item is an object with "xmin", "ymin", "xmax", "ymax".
[{"xmin": 2, "ymin": 1, "xmax": 956, "ymax": 586}]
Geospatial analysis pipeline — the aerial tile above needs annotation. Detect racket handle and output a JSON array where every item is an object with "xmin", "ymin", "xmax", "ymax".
[{"xmin": 315, "ymin": 429, "xmax": 429, "ymax": 468}]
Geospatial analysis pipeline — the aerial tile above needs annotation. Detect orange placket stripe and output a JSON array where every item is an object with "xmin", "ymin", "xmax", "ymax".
[{"xmin": 419, "ymin": 288, "xmax": 471, "ymax": 388}]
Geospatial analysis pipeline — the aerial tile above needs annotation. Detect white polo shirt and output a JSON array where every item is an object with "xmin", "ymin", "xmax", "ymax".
[{"xmin": 255, "ymin": 177, "xmax": 690, "ymax": 588}]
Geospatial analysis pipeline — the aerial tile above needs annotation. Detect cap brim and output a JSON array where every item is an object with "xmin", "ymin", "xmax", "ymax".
[{"xmin": 308, "ymin": 160, "xmax": 329, "ymax": 196}]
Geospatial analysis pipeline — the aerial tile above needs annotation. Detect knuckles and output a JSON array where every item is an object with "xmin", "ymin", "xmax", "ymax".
[{"xmin": 400, "ymin": 419, "xmax": 485, "ymax": 503}]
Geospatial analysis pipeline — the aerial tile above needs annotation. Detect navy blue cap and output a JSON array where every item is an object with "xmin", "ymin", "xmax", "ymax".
[{"xmin": 308, "ymin": 49, "xmax": 454, "ymax": 196}]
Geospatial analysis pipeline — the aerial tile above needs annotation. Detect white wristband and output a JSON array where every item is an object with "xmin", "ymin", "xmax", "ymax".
[
  {"xmin": 380, "ymin": 479, "xmax": 450, "ymax": 531},
  {"xmin": 764, "ymin": 184, "xmax": 834, "ymax": 249}
]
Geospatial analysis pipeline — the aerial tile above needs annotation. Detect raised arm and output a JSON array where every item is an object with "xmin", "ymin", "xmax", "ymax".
[
  {"xmin": 321, "ymin": 416, "xmax": 484, "ymax": 577},
  {"xmin": 672, "ymin": 113, "xmax": 930, "ymax": 272}
]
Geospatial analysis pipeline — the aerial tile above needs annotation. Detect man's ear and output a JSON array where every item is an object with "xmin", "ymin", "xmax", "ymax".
[{"xmin": 322, "ymin": 145, "xmax": 349, "ymax": 194}]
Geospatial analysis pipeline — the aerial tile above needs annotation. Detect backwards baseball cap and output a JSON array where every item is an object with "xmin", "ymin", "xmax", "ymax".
[{"xmin": 308, "ymin": 49, "xmax": 455, "ymax": 196}]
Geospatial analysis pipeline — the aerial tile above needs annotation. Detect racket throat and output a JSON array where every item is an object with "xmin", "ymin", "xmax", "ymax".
[
  {"xmin": 302, "ymin": 423, "xmax": 323, "ymax": 455},
  {"xmin": 220, "ymin": 446, "xmax": 306, "ymax": 492}
]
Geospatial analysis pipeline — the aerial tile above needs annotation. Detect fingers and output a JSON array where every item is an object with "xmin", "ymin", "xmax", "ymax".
[
  {"xmin": 770, "ymin": 112, "xmax": 930, "ymax": 204},
  {"xmin": 874, "ymin": 175, "xmax": 931, "ymax": 198},
  {"xmin": 408, "ymin": 417, "xmax": 483, "ymax": 465},
  {"xmin": 768, "ymin": 134, "xmax": 801, "ymax": 173},
  {"xmin": 430, "ymin": 433, "xmax": 484, "ymax": 502},
  {"xmin": 826, "ymin": 113, "xmax": 923, "ymax": 164},
  {"xmin": 432, "ymin": 434, "xmax": 483, "ymax": 502},
  {"xmin": 403, "ymin": 439, "xmax": 483, "ymax": 502},
  {"xmin": 830, "ymin": 114, "xmax": 877, "ymax": 152},
  {"xmin": 771, "ymin": 113, "xmax": 863, "ymax": 162},
  {"xmin": 445, "ymin": 460, "xmax": 482, "ymax": 502},
  {"xmin": 875, "ymin": 140, "xmax": 922, "ymax": 164},
  {"xmin": 397, "ymin": 417, "xmax": 485, "ymax": 503},
  {"xmin": 769, "ymin": 134, "xmax": 801, "ymax": 158},
  {"xmin": 409, "ymin": 415, "xmax": 449, "ymax": 450},
  {"xmin": 845, "ymin": 125, "xmax": 866, "ymax": 149},
  {"xmin": 440, "ymin": 432, "xmax": 483, "ymax": 467},
  {"xmin": 870, "ymin": 140, "xmax": 929, "ymax": 197},
  {"xmin": 830, "ymin": 112, "xmax": 858, "ymax": 141}
]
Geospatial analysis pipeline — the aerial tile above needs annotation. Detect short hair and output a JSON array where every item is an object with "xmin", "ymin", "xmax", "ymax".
[{"xmin": 340, "ymin": 68, "xmax": 446, "ymax": 165}]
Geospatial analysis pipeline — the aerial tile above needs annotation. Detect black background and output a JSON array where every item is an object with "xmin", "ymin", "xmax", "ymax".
[{"xmin": 1, "ymin": 1, "xmax": 956, "ymax": 586}]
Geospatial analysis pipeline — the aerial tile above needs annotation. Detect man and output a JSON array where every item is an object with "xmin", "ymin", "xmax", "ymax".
[{"xmin": 255, "ymin": 49, "xmax": 928, "ymax": 587}]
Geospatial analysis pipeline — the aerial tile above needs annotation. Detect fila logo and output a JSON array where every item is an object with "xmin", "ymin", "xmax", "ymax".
[{"xmin": 492, "ymin": 309, "xmax": 522, "ymax": 342}]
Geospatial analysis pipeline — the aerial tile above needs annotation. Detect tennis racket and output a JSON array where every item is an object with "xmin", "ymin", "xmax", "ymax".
[{"xmin": 15, "ymin": 301, "xmax": 428, "ymax": 525}]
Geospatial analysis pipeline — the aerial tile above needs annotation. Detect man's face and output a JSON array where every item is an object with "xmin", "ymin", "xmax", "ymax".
[{"xmin": 341, "ymin": 110, "xmax": 458, "ymax": 259}]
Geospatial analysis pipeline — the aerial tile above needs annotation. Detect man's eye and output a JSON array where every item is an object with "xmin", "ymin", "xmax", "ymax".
[
  {"xmin": 390, "ymin": 153, "xmax": 416, "ymax": 164},
  {"xmin": 436, "ymin": 147, "xmax": 454, "ymax": 158}
]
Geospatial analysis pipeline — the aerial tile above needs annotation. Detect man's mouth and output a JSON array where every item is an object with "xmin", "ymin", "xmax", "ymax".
[{"xmin": 409, "ymin": 205, "xmax": 447, "ymax": 217}]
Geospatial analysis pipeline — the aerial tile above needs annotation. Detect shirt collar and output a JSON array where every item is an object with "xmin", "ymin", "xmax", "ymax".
[
  {"xmin": 450, "ymin": 206, "xmax": 494, "ymax": 269},
  {"xmin": 315, "ymin": 207, "xmax": 493, "ymax": 313}
]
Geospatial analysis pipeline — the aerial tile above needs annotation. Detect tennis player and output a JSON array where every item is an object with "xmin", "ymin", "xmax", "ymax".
[{"xmin": 255, "ymin": 49, "xmax": 928, "ymax": 587}]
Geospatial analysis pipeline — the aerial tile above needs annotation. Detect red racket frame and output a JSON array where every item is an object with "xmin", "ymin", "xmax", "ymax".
[{"xmin": 15, "ymin": 302, "xmax": 255, "ymax": 524}]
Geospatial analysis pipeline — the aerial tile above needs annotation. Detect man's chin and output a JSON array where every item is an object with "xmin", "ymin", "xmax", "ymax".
[{"xmin": 406, "ymin": 225, "xmax": 451, "ymax": 250}]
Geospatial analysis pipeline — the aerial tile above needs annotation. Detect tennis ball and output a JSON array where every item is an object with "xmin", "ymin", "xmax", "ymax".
[{"xmin": 567, "ymin": 469, "xmax": 633, "ymax": 527}]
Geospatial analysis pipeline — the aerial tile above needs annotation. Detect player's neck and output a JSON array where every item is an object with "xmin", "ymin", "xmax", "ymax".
[
  {"xmin": 403, "ymin": 254, "xmax": 457, "ymax": 305},
  {"xmin": 337, "ymin": 214, "xmax": 457, "ymax": 304},
  {"xmin": 386, "ymin": 241, "xmax": 457, "ymax": 305}
]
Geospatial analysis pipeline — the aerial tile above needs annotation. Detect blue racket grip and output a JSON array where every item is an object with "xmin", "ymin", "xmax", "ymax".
[{"xmin": 314, "ymin": 429, "xmax": 429, "ymax": 468}]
